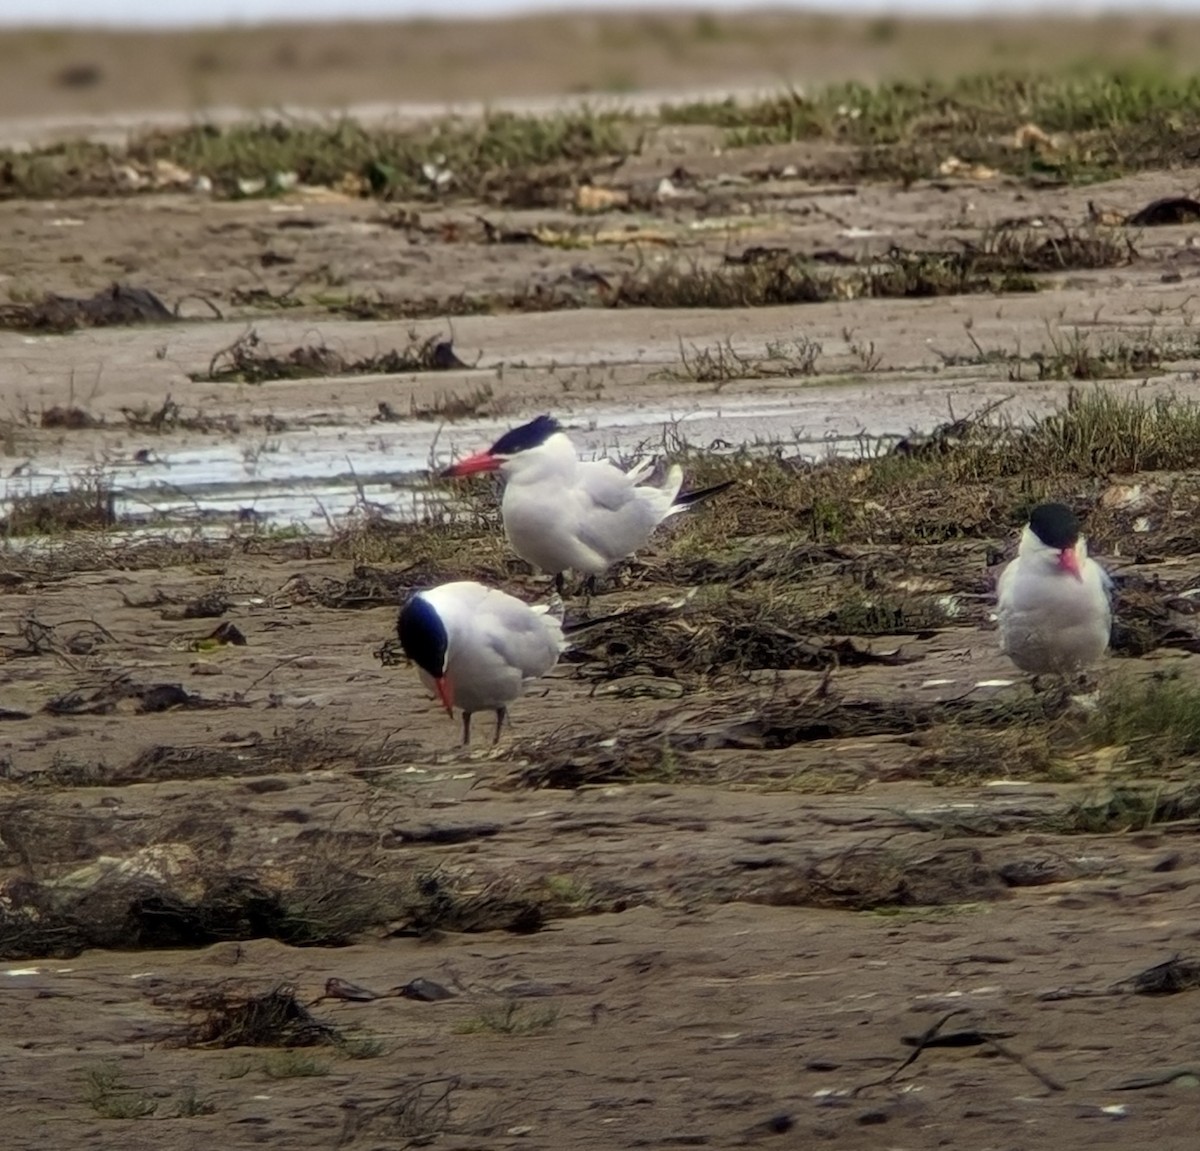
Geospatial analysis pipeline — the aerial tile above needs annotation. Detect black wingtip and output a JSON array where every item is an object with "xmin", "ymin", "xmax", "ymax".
[{"xmin": 673, "ymin": 478, "xmax": 736, "ymax": 509}]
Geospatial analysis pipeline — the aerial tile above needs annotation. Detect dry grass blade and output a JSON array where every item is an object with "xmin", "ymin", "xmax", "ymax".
[
  {"xmin": 659, "ymin": 336, "xmax": 823, "ymax": 385},
  {"xmin": 956, "ymin": 224, "xmax": 1136, "ymax": 274},
  {"xmin": 336, "ymin": 1076, "xmax": 461, "ymax": 1146}
]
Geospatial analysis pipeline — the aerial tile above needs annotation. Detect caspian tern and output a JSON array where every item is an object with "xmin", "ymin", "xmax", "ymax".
[
  {"xmin": 441, "ymin": 415, "xmax": 733, "ymax": 592},
  {"xmin": 996, "ymin": 502, "xmax": 1112, "ymax": 676},
  {"xmin": 398, "ymin": 580, "xmax": 567, "ymax": 745}
]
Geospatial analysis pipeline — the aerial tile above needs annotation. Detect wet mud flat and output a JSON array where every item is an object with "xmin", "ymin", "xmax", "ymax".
[{"xmin": 8, "ymin": 50, "xmax": 1200, "ymax": 1150}]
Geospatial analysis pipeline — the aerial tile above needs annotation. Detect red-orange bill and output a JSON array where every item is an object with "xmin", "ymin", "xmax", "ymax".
[
  {"xmin": 441, "ymin": 452, "xmax": 500, "ymax": 478},
  {"xmin": 1058, "ymin": 547, "xmax": 1083, "ymax": 580}
]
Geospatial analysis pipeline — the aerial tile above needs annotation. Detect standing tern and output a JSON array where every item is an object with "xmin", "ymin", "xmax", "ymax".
[
  {"xmin": 996, "ymin": 502, "xmax": 1112, "ymax": 677},
  {"xmin": 398, "ymin": 580, "xmax": 567, "ymax": 746},
  {"xmin": 441, "ymin": 415, "xmax": 734, "ymax": 592}
]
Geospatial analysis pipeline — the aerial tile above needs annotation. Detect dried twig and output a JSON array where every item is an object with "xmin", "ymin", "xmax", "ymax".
[
  {"xmin": 852, "ymin": 1009, "xmax": 967, "ymax": 1095},
  {"xmin": 854, "ymin": 1008, "xmax": 1063, "ymax": 1095},
  {"xmin": 980, "ymin": 1033, "xmax": 1065, "ymax": 1092}
]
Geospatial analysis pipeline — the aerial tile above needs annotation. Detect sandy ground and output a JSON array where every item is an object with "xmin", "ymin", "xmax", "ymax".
[
  {"xmin": 4, "ymin": 553, "xmax": 1200, "ymax": 1149},
  {"xmin": 4, "ymin": 14, "xmax": 1200, "ymax": 1151},
  {"xmin": 2, "ymin": 166, "xmax": 1198, "ymax": 436}
]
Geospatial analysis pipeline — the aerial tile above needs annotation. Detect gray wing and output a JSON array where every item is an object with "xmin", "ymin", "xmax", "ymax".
[
  {"xmin": 481, "ymin": 592, "xmax": 564, "ymax": 679},
  {"xmin": 578, "ymin": 460, "xmax": 639, "ymax": 513},
  {"xmin": 572, "ymin": 460, "xmax": 671, "ymax": 562}
]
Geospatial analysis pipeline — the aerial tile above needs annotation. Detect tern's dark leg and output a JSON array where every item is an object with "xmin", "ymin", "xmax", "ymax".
[
  {"xmin": 492, "ymin": 707, "xmax": 507, "ymax": 745},
  {"xmin": 554, "ymin": 572, "xmax": 565, "ymax": 596},
  {"xmin": 461, "ymin": 711, "xmax": 472, "ymax": 746}
]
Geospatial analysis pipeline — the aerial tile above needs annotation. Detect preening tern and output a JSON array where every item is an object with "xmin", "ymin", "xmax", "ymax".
[{"xmin": 398, "ymin": 580, "xmax": 568, "ymax": 746}]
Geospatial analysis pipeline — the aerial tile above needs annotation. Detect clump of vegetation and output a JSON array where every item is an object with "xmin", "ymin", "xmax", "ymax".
[
  {"xmin": 194, "ymin": 328, "xmax": 469, "ymax": 383},
  {"xmin": 40, "ymin": 405, "xmax": 101, "ymax": 429},
  {"xmin": 756, "ymin": 843, "xmax": 1009, "ymax": 910},
  {"xmin": 334, "ymin": 1076, "xmax": 460, "ymax": 1143},
  {"xmin": 660, "ymin": 335, "xmax": 822, "ymax": 384},
  {"xmin": 173, "ymin": 1086, "xmax": 218, "ymax": 1117},
  {"xmin": 979, "ymin": 225, "xmax": 1135, "ymax": 272},
  {"xmin": 83, "ymin": 1065, "xmax": 157, "ymax": 1120},
  {"xmin": 1, "ymin": 479, "xmax": 116, "ymax": 536},
  {"xmin": 1050, "ymin": 782, "xmax": 1200, "ymax": 834},
  {"xmin": 500, "ymin": 687, "xmax": 1075, "ymax": 791},
  {"xmin": 260, "ymin": 1051, "xmax": 330, "ymax": 1078},
  {"xmin": 400, "ymin": 383, "xmax": 496, "ymax": 422},
  {"xmin": 183, "ymin": 984, "xmax": 340, "ymax": 1049},
  {"xmin": 615, "ymin": 257, "xmax": 834, "ymax": 308},
  {"xmin": 1087, "ymin": 673, "xmax": 1200, "ymax": 769},
  {"xmin": 331, "ymin": 289, "xmax": 505, "ymax": 322},
  {"xmin": 316, "ymin": 227, "xmax": 1127, "ymax": 323},
  {"xmin": 454, "ymin": 999, "xmax": 559, "ymax": 1036},
  {"xmin": 1026, "ymin": 325, "xmax": 1191, "ymax": 381},
  {"xmin": 613, "ymin": 227, "xmax": 1128, "ymax": 314},
  {"xmin": 6, "ymin": 68, "xmax": 1200, "ymax": 207},
  {"xmin": 663, "ymin": 68, "xmax": 1200, "ymax": 182},
  {"xmin": 820, "ymin": 586, "xmax": 953, "ymax": 635},
  {"xmin": 6, "ymin": 388, "xmax": 1200, "ymax": 578},
  {"xmin": 340, "ymin": 1036, "xmax": 388, "ymax": 1060},
  {"xmin": 905, "ymin": 723, "xmax": 1064, "ymax": 787},
  {"xmin": 1, "ymin": 110, "xmax": 630, "ymax": 203},
  {"xmin": 666, "ymin": 387, "xmax": 1200, "ymax": 564},
  {"xmin": 613, "ymin": 245, "xmax": 1041, "ymax": 310},
  {"xmin": 1009, "ymin": 387, "xmax": 1200, "ymax": 475},
  {"xmin": 0, "ymin": 283, "xmax": 180, "ymax": 333}
]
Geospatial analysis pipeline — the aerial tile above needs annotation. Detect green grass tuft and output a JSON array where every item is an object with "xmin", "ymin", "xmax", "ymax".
[
  {"xmin": 260, "ymin": 1050, "xmax": 330, "ymax": 1078},
  {"xmin": 83, "ymin": 1065, "xmax": 158, "ymax": 1119},
  {"xmin": 662, "ymin": 67, "xmax": 1200, "ymax": 182},
  {"xmin": 0, "ymin": 110, "xmax": 630, "ymax": 202},
  {"xmin": 1088, "ymin": 673, "xmax": 1200, "ymax": 768},
  {"xmin": 454, "ymin": 1000, "xmax": 559, "ymax": 1036}
]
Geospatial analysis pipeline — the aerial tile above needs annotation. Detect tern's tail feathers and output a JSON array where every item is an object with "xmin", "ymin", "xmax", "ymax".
[
  {"xmin": 672, "ymin": 478, "xmax": 736, "ymax": 510},
  {"xmin": 623, "ymin": 457, "xmax": 657, "ymax": 485}
]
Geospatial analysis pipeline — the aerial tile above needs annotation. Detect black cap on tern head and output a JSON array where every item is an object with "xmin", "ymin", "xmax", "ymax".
[
  {"xmin": 1028, "ymin": 502, "xmax": 1080, "ymax": 550},
  {"xmin": 489, "ymin": 415, "xmax": 562, "ymax": 457},
  {"xmin": 398, "ymin": 594, "xmax": 448, "ymax": 678}
]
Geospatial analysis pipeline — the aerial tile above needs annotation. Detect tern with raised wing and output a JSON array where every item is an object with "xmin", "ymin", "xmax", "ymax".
[
  {"xmin": 996, "ymin": 502, "xmax": 1112, "ymax": 676},
  {"xmin": 441, "ymin": 415, "xmax": 733, "ymax": 592},
  {"xmin": 398, "ymin": 580, "xmax": 567, "ymax": 745}
]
